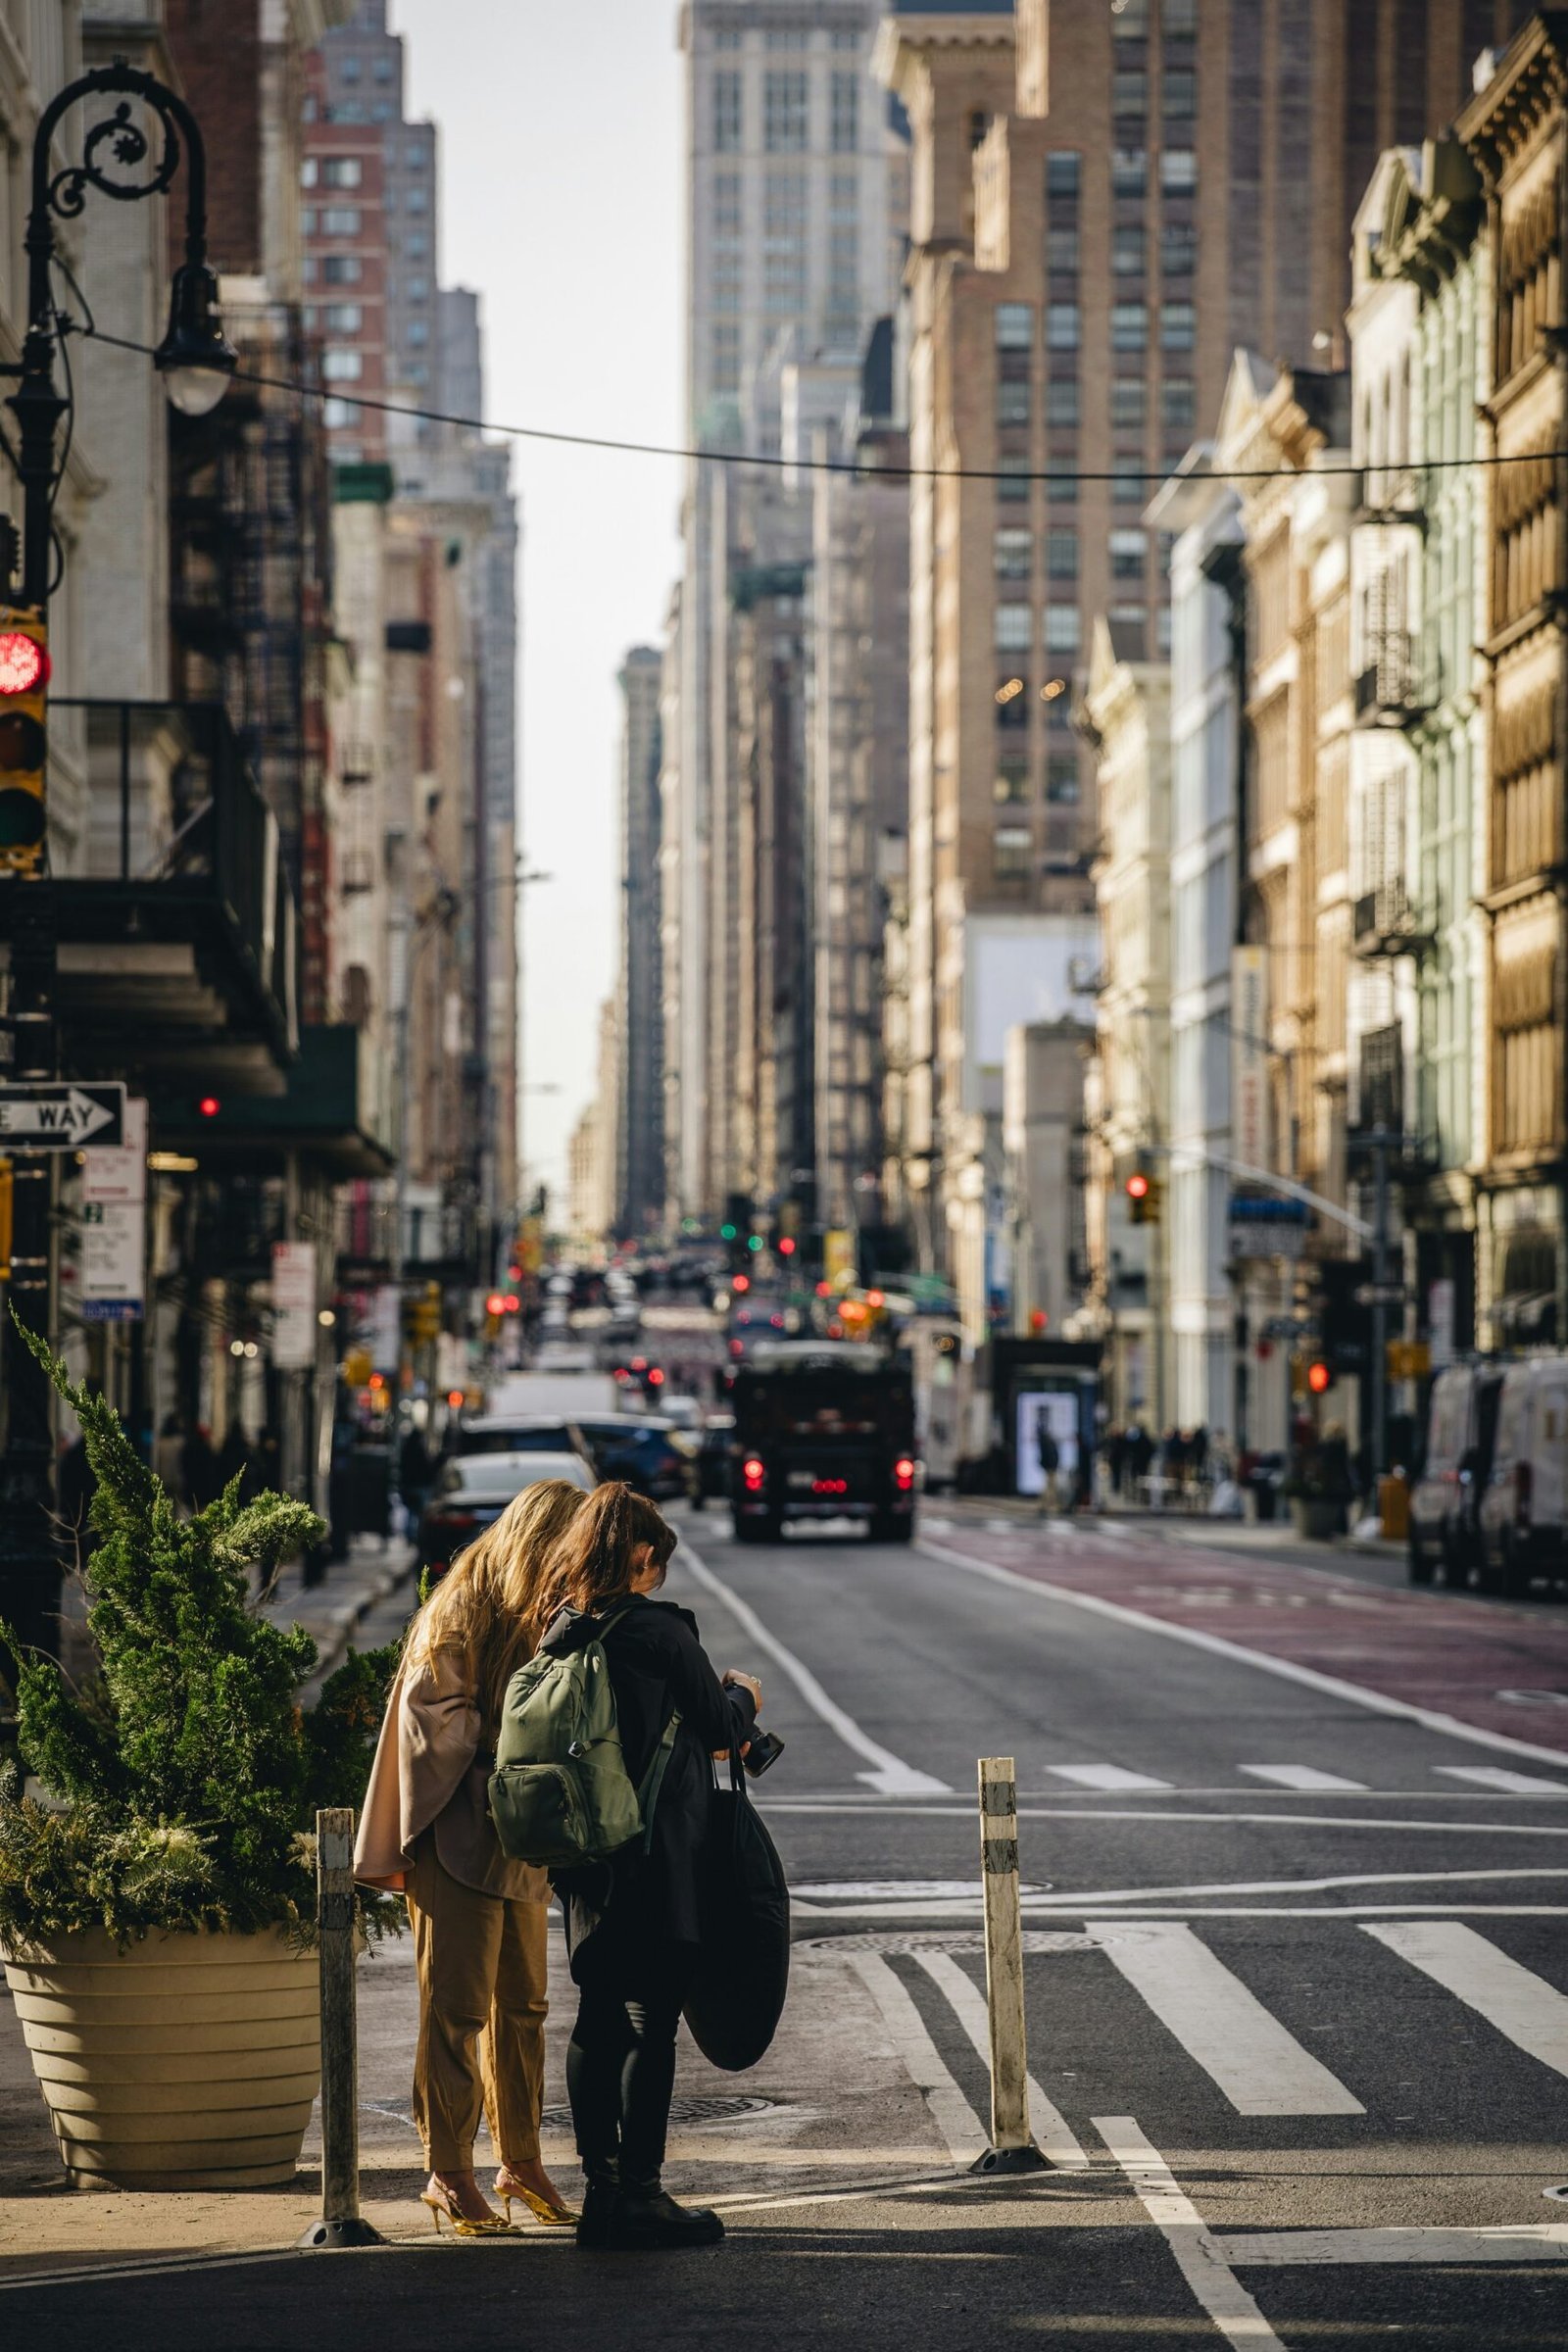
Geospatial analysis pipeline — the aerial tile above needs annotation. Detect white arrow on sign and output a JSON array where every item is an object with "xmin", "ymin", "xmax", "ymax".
[{"xmin": 0, "ymin": 1087, "xmax": 121, "ymax": 1145}]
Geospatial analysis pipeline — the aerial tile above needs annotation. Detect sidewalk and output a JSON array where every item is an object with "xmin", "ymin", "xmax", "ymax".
[{"xmin": 264, "ymin": 1536, "xmax": 417, "ymax": 1703}]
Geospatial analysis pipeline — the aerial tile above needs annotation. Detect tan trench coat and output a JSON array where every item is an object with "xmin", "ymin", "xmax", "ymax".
[{"xmin": 353, "ymin": 1642, "xmax": 546, "ymax": 1903}]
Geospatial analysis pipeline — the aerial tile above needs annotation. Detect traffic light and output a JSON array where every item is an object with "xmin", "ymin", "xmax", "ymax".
[
  {"xmin": 1307, "ymin": 1360, "xmax": 1333, "ymax": 1396},
  {"xmin": 404, "ymin": 1281, "xmax": 441, "ymax": 1347},
  {"xmin": 0, "ymin": 610, "xmax": 49, "ymax": 877},
  {"xmin": 1124, "ymin": 1152, "xmax": 1161, "ymax": 1225},
  {"xmin": 723, "ymin": 1192, "xmax": 750, "ymax": 1272}
]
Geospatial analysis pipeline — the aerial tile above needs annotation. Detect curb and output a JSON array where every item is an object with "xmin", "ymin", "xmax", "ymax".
[{"xmin": 290, "ymin": 1550, "xmax": 416, "ymax": 1698}]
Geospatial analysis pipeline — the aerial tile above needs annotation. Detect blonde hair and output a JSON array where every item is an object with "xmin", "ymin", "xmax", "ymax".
[
  {"xmin": 408, "ymin": 1477, "xmax": 588, "ymax": 1733},
  {"xmin": 533, "ymin": 1481, "xmax": 676, "ymax": 1630}
]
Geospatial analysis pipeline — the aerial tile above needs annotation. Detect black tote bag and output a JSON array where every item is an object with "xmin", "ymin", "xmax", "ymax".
[{"xmin": 681, "ymin": 1752, "xmax": 791, "ymax": 2072}]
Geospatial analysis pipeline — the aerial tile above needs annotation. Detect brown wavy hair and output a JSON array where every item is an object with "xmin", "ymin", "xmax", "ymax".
[
  {"xmin": 535, "ymin": 1481, "xmax": 677, "ymax": 1628},
  {"xmin": 407, "ymin": 1477, "xmax": 588, "ymax": 1734}
]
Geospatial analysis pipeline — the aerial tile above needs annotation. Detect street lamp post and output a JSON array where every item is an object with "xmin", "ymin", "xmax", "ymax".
[{"xmin": 0, "ymin": 62, "xmax": 234, "ymax": 1658}]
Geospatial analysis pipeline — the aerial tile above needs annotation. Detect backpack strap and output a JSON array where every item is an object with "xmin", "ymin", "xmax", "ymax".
[{"xmin": 636, "ymin": 1708, "xmax": 682, "ymax": 1854}]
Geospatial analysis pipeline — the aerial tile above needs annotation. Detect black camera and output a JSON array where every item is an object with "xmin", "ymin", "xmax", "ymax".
[{"xmin": 742, "ymin": 1726, "xmax": 786, "ymax": 1779}]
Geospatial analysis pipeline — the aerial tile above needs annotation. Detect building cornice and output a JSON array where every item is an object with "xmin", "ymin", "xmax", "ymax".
[
  {"xmin": 873, "ymin": 12, "xmax": 1014, "ymax": 98},
  {"xmin": 1457, "ymin": 13, "xmax": 1568, "ymax": 185}
]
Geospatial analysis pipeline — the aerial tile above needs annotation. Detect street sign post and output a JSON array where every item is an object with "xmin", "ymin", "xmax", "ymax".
[{"xmin": 0, "ymin": 1081, "xmax": 124, "ymax": 1148}]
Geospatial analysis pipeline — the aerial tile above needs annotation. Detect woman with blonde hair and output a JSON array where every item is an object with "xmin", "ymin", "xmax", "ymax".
[{"xmin": 356, "ymin": 1475, "xmax": 586, "ymax": 2235}]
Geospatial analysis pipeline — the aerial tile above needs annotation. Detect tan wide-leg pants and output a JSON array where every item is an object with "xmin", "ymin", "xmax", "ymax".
[{"xmin": 406, "ymin": 1831, "xmax": 549, "ymax": 2173}]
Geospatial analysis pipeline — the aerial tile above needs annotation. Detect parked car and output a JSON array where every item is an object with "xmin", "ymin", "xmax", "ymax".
[
  {"xmin": 1408, "ymin": 1362, "xmax": 1505, "ymax": 1586},
  {"xmin": 417, "ymin": 1449, "xmax": 593, "ymax": 1576},
  {"xmin": 453, "ymin": 1412, "xmax": 583, "ymax": 1458},
  {"xmin": 691, "ymin": 1413, "xmax": 736, "ymax": 1508},
  {"xmin": 569, "ymin": 1414, "xmax": 694, "ymax": 1503},
  {"xmin": 1479, "ymin": 1357, "xmax": 1568, "ymax": 1597}
]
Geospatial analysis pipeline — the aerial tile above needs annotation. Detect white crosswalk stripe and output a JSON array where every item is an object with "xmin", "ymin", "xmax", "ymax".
[
  {"xmin": 1083, "ymin": 1920, "xmax": 1365, "ymax": 2115},
  {"xmin": 1239, "ymin": 1765, "xmax": 1369, "ymax": 1792},
  {"xmin": 1433, "ymin": 1765, "xmax": 1568, "ymax": 1794},
  {"xmin": 1363, "ymin": 1921, "xmax": 1568, "ymax": 2079},
  {"xmin": 1047, "ymin": 1763, "xmax": 1175, "ymax": 1791}
]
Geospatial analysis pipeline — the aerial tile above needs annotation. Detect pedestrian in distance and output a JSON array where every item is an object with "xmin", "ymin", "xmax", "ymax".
[
  {"xmin": 1036, "ymin": 1415, "xmax": 1060, "ymax": 1517},
  {"xmin": 355, "ymin": 1477, "xmax": 588, "ymax": 2238},
  {"xmin": 532, "ymin": 1481, "xmax": 761, "ymax": 2251}
]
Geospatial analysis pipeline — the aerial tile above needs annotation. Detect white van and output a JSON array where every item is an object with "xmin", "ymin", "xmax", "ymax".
[{"xmin": 1479, "ymin": 1356, "xmax": 1568, "ymax": 1596}]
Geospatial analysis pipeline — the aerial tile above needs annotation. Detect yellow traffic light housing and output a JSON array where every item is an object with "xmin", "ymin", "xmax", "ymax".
[{"xmin": 0, "ymin": 610, "xmax": 50, "ymax": 876}]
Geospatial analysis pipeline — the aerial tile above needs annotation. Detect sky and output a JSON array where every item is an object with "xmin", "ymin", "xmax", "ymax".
[{"xmin": 396, "ymin": 0, "xmax": 684, "ymax": 1212}]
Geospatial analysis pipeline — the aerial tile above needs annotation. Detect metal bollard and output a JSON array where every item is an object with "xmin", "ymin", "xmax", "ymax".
[
  {"xmin": 299, "ymin": 1806, "xmax": 383, "ymax": 2248},
  {"xmin": 973, "ymin": 1756, "xmax": 1046, "ymax": 2174}
]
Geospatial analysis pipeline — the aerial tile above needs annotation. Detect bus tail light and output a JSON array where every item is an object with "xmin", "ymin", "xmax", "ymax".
[
  {"xmin": 894, "ymin": 1456, "xmax": 915, "ymax": 1492},
  {"xmin": 742, "ymin": 1455, "xmax": 766, "ymax": 1493}
]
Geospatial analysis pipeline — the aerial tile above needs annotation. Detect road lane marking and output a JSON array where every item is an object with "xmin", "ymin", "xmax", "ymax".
[
  {"xmin": 1364, "ymin": 1920, "xmax": 1568, "ymax": 2078},
  {"xmin": 1435, "ymin": 1765, "xmax": 1568, "ymax": 1794},
  {"xmin": 917, "ymin": 1534, "xmax": 1568, "ymax": 1773},
  {"xmin": 1094, "ymin": 2116, "xmax": 1288, "ymax": 2348},
  {"xmin": 843, "ymin": 1948, "xmax": 989, "ymax": 2166},
  {"xmin": 1214, "ymin": 2225, "xmax": 1568, "ymax": 2265},
  {"xmin": 676, "ymin": 1533, "xmax": 952, "ymax": 1795},
  {"xmin": 1240, "ymin": 1765, "xmax": 1369, "ymax": 1792},
  {"xmin": 760, "ymin": 1799, "xmax": 1568, "ymax": 1834},
  {"xmin": 1048, "ymin": 1763, "xmax": 1176, "ymax": 1790},
  {"xmin": 1050, "ymin": 1866, "xmax": 1568, "ymax": 1904},
  {"xmin": 1085, "ymin": 1922, "xmax": 1363, "ymax": 2116},
  {"xmin": 909, "ymin": 1947, "xmax": 1090, "ymax": 2168}
]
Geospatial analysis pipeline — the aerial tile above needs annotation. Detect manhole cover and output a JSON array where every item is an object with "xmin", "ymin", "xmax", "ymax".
[
  {"xmin": 795, "ymin": 1880, "xmax": 1048, "ymax": 1901},
  {"xmin": 540, "ymin": 2094, "xmax": 774, "ymax": 2132}
]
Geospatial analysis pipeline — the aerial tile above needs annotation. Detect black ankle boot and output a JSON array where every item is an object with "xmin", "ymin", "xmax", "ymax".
[
  {"xmin": 575, "ymin": 2159, "xmax": 620, "ymax": 2249},
  {"xmin": 605, "ymin": 2175, "xmax": 724, "ymax": 2250}
]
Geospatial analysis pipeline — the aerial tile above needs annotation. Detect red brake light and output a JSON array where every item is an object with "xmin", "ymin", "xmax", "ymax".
[
  {"xmin": 732, "ymin": 1274, "xmax": 750, "ymax": 1295},
  {"xmin": 198, "ymin": 1095, "xmax": 221, "ymax": 1119},
  {"xmin": 649, "ymin": 1367, "xmax": 665, "ymax": 1385},
  {"xmin": 743, "ymin": 1455, "xmax": 766, "ymax": 1492},
  {"xmin": 894, "ymin": 1456, "xmax": 915, "ymax": 1491}
]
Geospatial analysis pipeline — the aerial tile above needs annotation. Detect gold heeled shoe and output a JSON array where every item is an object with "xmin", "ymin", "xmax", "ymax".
[
  {"xmin": 495, "ymin": 2166, "xmax": 578, "ymax": 2228},
  {"xmin": 419, "ymin": 2181, "xmax": 516, "ymax": 2237}
]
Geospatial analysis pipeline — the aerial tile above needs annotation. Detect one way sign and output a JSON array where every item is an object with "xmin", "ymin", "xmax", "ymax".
[{"xmin": 0, "ymin": 1083, "xmax": 125, "ymax": 1149}]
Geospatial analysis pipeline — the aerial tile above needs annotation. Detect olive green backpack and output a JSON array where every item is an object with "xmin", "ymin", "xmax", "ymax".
[{"xmin": 487, "ymin": 1606, "xmax": 679, "ymax": 1868}]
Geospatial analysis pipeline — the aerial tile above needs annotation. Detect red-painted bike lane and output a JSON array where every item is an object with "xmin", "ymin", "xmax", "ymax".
[{"xmin": 919, "ymin": 1519, "xmax": 1568, "ymax": 1761}]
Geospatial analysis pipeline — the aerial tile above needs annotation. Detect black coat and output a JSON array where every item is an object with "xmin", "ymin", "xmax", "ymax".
[{"xmin": 538, "ymin": 1594, "xmax": 756, "ymax": 1969}]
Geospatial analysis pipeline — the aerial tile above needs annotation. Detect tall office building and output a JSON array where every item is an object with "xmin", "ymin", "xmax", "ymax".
[
  {"xmin": 616, "ymin": 649, "xmax": 666, "ymax": 1240},
  {"xmin": 877, "ymin": 0, "xmax": 1539, "ymax": 1338},
  {"xmin": 669, "ymin": 0, "xmax": 906, "ymax": 1219}
]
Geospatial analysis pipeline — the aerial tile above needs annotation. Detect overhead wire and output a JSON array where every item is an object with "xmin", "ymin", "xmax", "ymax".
[{"xmin": 74, "ymin": 319, "xmax": 1563, "ymax": 490}]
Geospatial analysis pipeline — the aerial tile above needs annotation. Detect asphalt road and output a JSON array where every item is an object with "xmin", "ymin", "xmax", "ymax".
[{"xmin": 7, "ymin": 1501, "xmax": 1568, "ymax": 2349}]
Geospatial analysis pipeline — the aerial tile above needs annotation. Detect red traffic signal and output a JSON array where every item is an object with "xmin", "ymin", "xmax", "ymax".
[
  {"xmin": 1125, "ymin": 1171, "xmax": 1151, "ymax": 1201},
  {"xmin": 1307, "ymin": 1360, "xmax": 1332, "ymax": 1396},
  {"xmin": 731, "ymin": 1273, "xmax": 750, "ymax": 1294},
  {"xmin": 777, "ymin": 1236, "xmax": 796, "ymax": 1256},
  {"xmin": 198, "ymin": 1095, "xmax": 221, "ymax": 1119},
  {"xmin": 0, "ymin": 630, "xmax": 49, "ymax": 696},
  {"xmin": 485, "ymin": 1291, "xmax": 506, "ymax": 1317}
]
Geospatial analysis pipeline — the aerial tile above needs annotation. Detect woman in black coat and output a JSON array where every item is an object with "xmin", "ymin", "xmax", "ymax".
[{"xmin": 535, "ymin": 1483, "xmax": 761, "ymax": 2251}]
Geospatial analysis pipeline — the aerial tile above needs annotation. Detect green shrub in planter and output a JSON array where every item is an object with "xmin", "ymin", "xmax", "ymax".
[{"xmin": 0, "ymin": 1319, "xmax": 400, "ymax": 1951}]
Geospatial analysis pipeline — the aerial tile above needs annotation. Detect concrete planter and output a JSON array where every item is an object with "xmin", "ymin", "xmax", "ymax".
[{"xmin": 3, "ymin": 1925, "xmax": 320, "ymax": 2189}]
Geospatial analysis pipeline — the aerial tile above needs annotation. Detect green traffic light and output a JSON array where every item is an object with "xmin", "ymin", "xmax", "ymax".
[
  {"xmin": 720, "ymin": 1223, "xmax": 737, "ymax": 1241},
  {"xmin": 748, "ymin": 1234, "xmax": 763, "ymax": 1251}
]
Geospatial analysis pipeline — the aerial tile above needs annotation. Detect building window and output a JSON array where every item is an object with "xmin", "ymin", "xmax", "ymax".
[
  {"xmin": 1112, "ymin": 462, "xmax": 1145, "ymax": 504},
  {"xmin": 996, "ymin": 672, "xmax": 1030, "ymax": 724},
  {"xmin": 1109, "ymin": 378, "xmax": 1146, "ymax": 430},
  {"xmin": 406, "ymin": 185, "xmax": 429, "ymax": 212},
  {"xmin": 763, "ymin": 256, "xmax": 805, "ymax": 311},
  {"xmin": 332, "ymin": 101, "xmax": 367, "ymax": 124},
  {"xmin": 995, "ymin": 528, "xmax": 1033, "ymax": 579},
  {"xmin": 338, "ymin": 55, "xmax": 362, "ymax": 82},
  {"xmin": 714, "ymin": 173, "xmax": 743, "ymax": 235},
  {"xmin": 995, "ymin": 757, "xmax": 1031, "ymax": 805},
  {"xmin": 829, "ymin": 169, "xmax": 858, "ymax": 222},
  {"xmin": 995, "ymin": 604, "xmax": 1034, "ymax": 654},
  {"xmin": 1111, "ymin": 302, "xmax": 1148, "ymax": 350},
  {"xmin": 711, "ymin": 323, "xmax": 741, "ymax": 392},
  {"xmin": 1111, "ymin": 148, "xmax": 1147, "ymax": 198},
  {"xmin": 764, "ymin": 27, "xmax": 801, "ymax": 47},
  {"xmin": 1046, "ymin": 150, "xmax": 1081, "ymax": 201},
  {"xmin": 323, "ymin": 397, "xmax": 358, "ymax": 428},
  {"xmin": 764, "ymin": 71, "xmax": 808, "ymax": 151},
  {"xmin": 714, "ymin": 25, "xmax": 742, "ymax": 47},
  {"xmin": 323, "ymin": 302, "xmax": 363, "ymax": 332},
  {"xmin": 322, "ymin": 157, "xmax": 362, "ymax": 189},
  {"xmin": 831, "ymin": 71, "xmax": 858, "ymax": 152},
  {"xmin": 1161, "ymin": 149, "xmax": 1198, "ymax": 198},
  {"xmin": 1156, "ymin": 605, "xmax": 1173, "ymax": 655},
  {"xmin": 322, "ymin": 253, "xmax": 363, "ymax": 284},
  {"xmin": 370, "ymin": 99, "xmax": 393, "ymax": 122},
  {"xmin": 1162, "ymin": 377, "xmax": 1196, "ymax": 429},
  {"xmin": 997, "ymin": 376, "xmax": 1032, "ymax": 428},
  {"xmin": 302, "ymin": 256, "xmax": 317, "ymax": 284},
  {"xmin": 1047, "ymin": 755, "xmax": 1080, "ymax": 804},
  {"xmin": 1047, "ymin": 377, "xmax": 1079, "ymax": 427},
  {"xmin": 1112, "ymin": 223, "xmax": 1145, "ymax": 275},
  {"xmin": 995, "ymin": 303, "xmax": 1034, "ymax": 351},
  {"xmin": 407, "ymin": 141, "xmax": 427, "ymax": 169},
  {"xmin": 322, "ymin": 348, "xmax": 364, "ymax": 381},
  {"xmin": 1163, "ymin": 69, "xmax": 1197, "ymax": 120},
  {"xmin": 1044, "ymin": 605, "xmax": 1080, "ymax": 655},
  {"xmin": 405, "ymin": 230, "xmax": 429, "ymax": 257},
  {"xmin": 407, "ymin": 276, "xmax": 429, "ymax": 301},
  {"xmin": 1161, "ymin": 301, "xmax": 1197, "ymax": 350},
  {"xmin": 374, "ymin": 54, "xmax": 396, "ymax": 82},
  {"xmin": 1109, "ymin": 603, "xmax": 1148, "ymax": 651},
  {"xmin": 301, "ymin": 157, "xmax": 318, "ymax": 188},
  {"xmin": 1113, "ymin": 71, "xmax": 1148, "ymax": 117},
  {"xmin": 997, "ymin": 459, "xmax": 1031, "ymax": 505},
  {"xmin": 1110, "ymin": 528, "xmax": 1147, "ymax": 580},
  {"xmin": 994, "ymin": 825, "xmax": 1033, "ymax": 880},
  {"xmin": 1048, "ymin": 227, "xmax": 1079, "ymax": 275},
  {"xmin": 321, "ymin": 206, "xmax": 361, "ymax": 235},
  {"xmin": 1047, "ymin": 526, "xmax": 1078, "ymax": 580},
  {"xmin": 1046, "ymin": 461, "xmax": 1077, "ymax": 505},
  {"xmin": 1047, "ymin": 303, "xmax": 1080, "ymax": 351},
  {"xmin": 1110, "ymin": 0, "xmax": 1149, "ymax": 29},
  {"xmin": 1165, "ymin": 0, "xmax": 1199, "ymax": 31},
  {"xmin": 713, "ymin": 70, "xmax": 742, "ymax": 152},
  {"xmin": 407, "ymin": 318, "xmax": 429, "ymax": 346},
  {"xmin": 1161, "ymin": 222, "xmax": 1196, "ymax": 275},
  {"xmin": 407, "ymin": 362, "xmax": 429, "ymax": 385}
]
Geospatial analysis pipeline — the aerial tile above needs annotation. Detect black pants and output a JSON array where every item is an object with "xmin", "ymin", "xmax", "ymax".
[{"xmin": 566, "ymin": 1939, "xmax": 695, "ymax": 2183}]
